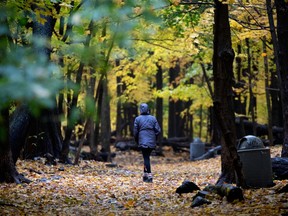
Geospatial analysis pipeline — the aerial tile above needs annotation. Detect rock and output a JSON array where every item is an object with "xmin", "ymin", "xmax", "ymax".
[{"xmin": 176, "ymin": 180, "xmax": 200, "ymax": 195}]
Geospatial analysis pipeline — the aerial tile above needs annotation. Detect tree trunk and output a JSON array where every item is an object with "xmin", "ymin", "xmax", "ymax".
[
  {"xmin": 32, "ymin": 5, "xmax": 55, "ymax": 58},
  {"xmin": 275, "ymin": 0, "xmax": 288, "ymax": 157},
  {"xmin": 263, "ymin": 36, "xmax": 274, "ymax": 146},
  {"xmin": 246, "ymin": 38, "xmax": 256, "ymax": 135},
  {"xmin": 100, "ymin": 78, "xmax": 111, "ymax": 162},
  {"xmin": 93, "ymin": 75, "xmax": 104, "ymax": 157},
  {"xmin": 156, "ymin": 63, "xmax": 163, "ymax": 152},
  {"xmin": 0, "ymin": 107, "xmax": 31, "ymax": 184},
  {"xmin": 213, "ymin": 0, "xmax": 245, "ymax": 187},
  {"xmin": 198, "ymin": 105, "xmax": 203, "ymax": 139},
  {"xmin": 60, "ymin": 63, "xmax": 84, "ymax": 162},
  {"xmin": 234, "ymin": 43, "xmax": 247, "ymax": 116},
  {"xmin": 22, "ymin": 107, "xmax": 62, "ymax": 159},
  {"xmin": 0, "ymin": 108, "xmax": 16, "ymax": 183},
  {"xmin": 116, "ymin": 59, "xmax": 123, "ymax": 140},
  {"xmin": 0, "ymin": 3, "xmax": 28, "ymax": 184},
  {"xmin": 168, "ymin": 60, "xmax": 185, "ymax": 138},
  {"xmin": 60, "ymin": 20, "xmax": 94, "ymax": 163},
  {"xmin": 29, "ymin": 3, "xmax": 63, "ymax": 159},
  {"xmin": 270, "ymin": 72, "xmax": 283, "ymax": 128},
  {"xmin": 87, "ymin": 67, "xmax": 97, "ymax": 156},
  {"xmin": 10, "ymin": 105, "xmax": 32, "ymax": 162}
]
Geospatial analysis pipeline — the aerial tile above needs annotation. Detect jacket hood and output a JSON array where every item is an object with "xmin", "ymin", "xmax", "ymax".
[{"xmin": 140, "ymin": 103, "xmax": 149, "ymax": 114}]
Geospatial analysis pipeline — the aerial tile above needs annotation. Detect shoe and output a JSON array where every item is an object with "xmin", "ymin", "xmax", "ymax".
[
  {"xmin": 143, "ymin": 173, "xmax": 148, "ymax": 182},
  {"xmin": 146, "ymin": 173, "xmax": 153, "ymax": 183}
]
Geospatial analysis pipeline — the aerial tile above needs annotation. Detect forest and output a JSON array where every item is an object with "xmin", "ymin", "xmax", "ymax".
[{"xmin": 0, "ymin": 0, "xmax": 288, "ymax": 215}]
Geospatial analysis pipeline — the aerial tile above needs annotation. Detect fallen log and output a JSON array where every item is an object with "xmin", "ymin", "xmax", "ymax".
[
  {"xmin": 115, "ymin": 140, "xmax": 138, "ymax": 151},
  {"xmin": 190, "ymin": 184, "xmax": 243, "ymax": 208},
  {"xmin": 203, "ymin": 184, "xmax": 244, "ymax": 203},
  {"xmin": 235, "ymin": 117, "xmax": 283, "ymax": 144},
  {"xmin": 193, "ymin": 145, "xmax": 221, "ymax": 161},
  {"xmin": 271, "ymin": 157, "xmax": 288, "ymax": 180}
]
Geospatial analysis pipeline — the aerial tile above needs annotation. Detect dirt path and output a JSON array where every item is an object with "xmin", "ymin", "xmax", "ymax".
[{"xmin": 0, "ymin": 145, "xmax": 287, "ymax": 215}]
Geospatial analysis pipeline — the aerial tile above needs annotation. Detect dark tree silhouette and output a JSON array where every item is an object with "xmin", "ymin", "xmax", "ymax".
[
  {"xmin": 275, "ymin": 0, "xmax": 288, "ymax": 157},
  {"xmin": 212, "ymin": 0, "xmax": 245, "ymax": 187}
]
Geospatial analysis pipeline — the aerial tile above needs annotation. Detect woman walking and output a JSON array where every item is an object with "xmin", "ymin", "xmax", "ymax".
[{"xmin": 133, "ymin": 103, "xmax": 161, "ymax": 183}]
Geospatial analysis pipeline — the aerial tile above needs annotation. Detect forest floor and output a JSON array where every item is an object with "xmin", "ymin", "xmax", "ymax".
[{"xmin": 0, "ymin": 145, "xmax": 287, "ymax": 216}]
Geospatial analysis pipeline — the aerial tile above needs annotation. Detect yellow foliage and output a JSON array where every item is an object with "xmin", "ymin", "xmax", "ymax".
[
  {"xmin": 171, "ymin": 0, "xmax": 181, "ymax": 6},
  {"xmin": 220, "ymin": 0, "xmax": 236, "ymax": 4},
  {"xmin": 46, "ymin": 0, "xmax": 277, "ymax": 136},
  {"xmin": 261, "ymin": 52, "xmax": 267, "ymax": 57}
]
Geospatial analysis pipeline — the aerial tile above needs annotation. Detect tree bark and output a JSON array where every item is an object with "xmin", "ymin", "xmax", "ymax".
[
  {"xmin": 234, "ymin": 43, "xmax": 247, "ymax": 116},
  {"xmin": 60, "ymin": 62, "xmax": 84, "ymax": 163},
  {"xmin": 168, "ymin": 60, "xmax": 185, "ymax": 138},
  {"xmin": 275, "ymin": 0, "xmax": 288, "ymax": 157},
  {"xmin": 156, "ymin": 63, "xmax": 163, "ymax": 152},
  {"xmin": 245, "ymin": 38, "xmax": 256, "ymax": 135},
  {"xmin": 0, "ymin": 108, "xmax": 16, "ymax": 183},
  {"xmin": 0, "ymin": 3, "xmax": 30, "ymax": 183},
  {"xmin": 116, "ymin": 59, "xmax": 123, "ymax": 140},
  {"xmin": 212, "ymin": 0, "xmax": 245, "ymax": 187},
  {"xmin": 263, "ymin": 37, "xmax": 274, "ymax": 146},
  {"xmin": 100, "ymin": 78, "xmax": 111, "ymax": 162},
  {"xmin": 87, "ymin": 67, "xmax": 97, "ymax": 156},
  {"xmin": 60, "ymin": 20, "xmax": 95, "ymax": 163},
  {"xmin": 10, "ymin": 105, "xmax": 32, "ymax": 162},
  {"xmin": 93, "ymin": 75, "xmax": 104, "ymax": 157},
  {"xmin": 28, "ymin": 2, "xmax": 63, "ymax": 159},
  {"xmin": 270, "ymin": 72, "xmax": 283, "ymax": 128}
]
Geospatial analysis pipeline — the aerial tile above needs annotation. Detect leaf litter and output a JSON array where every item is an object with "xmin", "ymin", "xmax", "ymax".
[{"xmin": 0, "ymin": 145, "xmax": 287, "ymax": 215}]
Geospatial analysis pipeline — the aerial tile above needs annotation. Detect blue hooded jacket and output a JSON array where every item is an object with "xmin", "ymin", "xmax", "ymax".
[{"xmin": 133, "ymin": 103, "xmax": 161, "ymax": 148}]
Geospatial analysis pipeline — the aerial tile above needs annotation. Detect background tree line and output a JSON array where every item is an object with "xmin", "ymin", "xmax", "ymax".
[{"xmin": 0, "ymin": 0, "xmax": 287, "ymax": 186}]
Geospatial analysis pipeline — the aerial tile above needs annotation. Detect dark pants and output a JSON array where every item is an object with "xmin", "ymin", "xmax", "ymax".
[{"xmin": 141, "ymin": 147, "xmax": 153, "ymax": 173}]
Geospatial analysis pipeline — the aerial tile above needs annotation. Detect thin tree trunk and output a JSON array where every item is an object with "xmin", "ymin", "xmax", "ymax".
[
  {"xmin": 74, "ymin": 120, "xmax": 90, "ymax": 165},
  {"xmin": 60, "ymin": 20, "xmax": 94, "ymax": 163},
  {"xmin": 198, "ymin": 105, "xmax": 203, "ymax": 139},
  {"xmin": 168, "ymin": 63, "xmax": 177, "ymax": 138},
  {"xmin": 156, "ymin": 63, "xmax": 163, "ymax": 152},
  {"xmin": 93, "ymin": 75, "xmax": 104, "ymax": 156},
  {"xmin": 263, "ymin": 37, "xmax": 273, "ymax": 145},
  {"xmin": 234, "ymin": 43, "xmax": 247, "ymax": 115},
  {"xmin": 87, "ymin": 67, "xmax": 97, "ymax": 156},
  {"xmin": 201, "ymin": 63, "xmax": 213, "ymax": 98},
  {"xmin": 59, "ymin": 62, "xmax": 84, "ymax": 163},
  {"xmin": 116, "ymin": 59, "xmax": 123, "ymax": 140},
  {"xmin": 246, "ymin": 38, "xmax": 256, "ymax": 135},
  {"xmin": 100, "ymin": 78, "xmax": 111, "ymax": 162}
]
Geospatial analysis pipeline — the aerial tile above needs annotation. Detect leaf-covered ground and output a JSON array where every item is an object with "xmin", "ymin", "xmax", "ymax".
[{"xmin": 0, "ymin": 145, "xmax": 287, "ymax": 215}]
